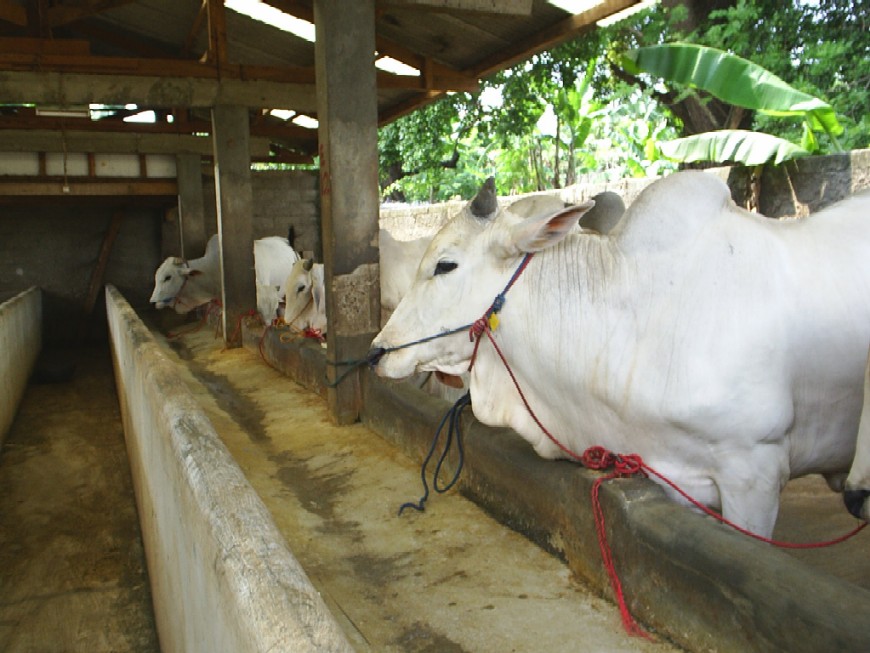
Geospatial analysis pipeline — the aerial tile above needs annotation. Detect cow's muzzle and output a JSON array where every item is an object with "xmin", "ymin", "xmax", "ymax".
[
  {"xmin": 843, "ymin": 488, "xmax": 870, "ymax": 520},
  {"xmin": 366, "ymin": 346, "xmax": 387, "ymax": 367}
]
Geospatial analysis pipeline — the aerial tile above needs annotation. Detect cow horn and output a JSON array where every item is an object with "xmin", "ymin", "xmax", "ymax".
[
  {"xmin": 470, "ymin": 176, "xmax": 498, "ymax": 218},
  {"xmin": 303, "ymin": 258, "xmax": 314, "ymax": 271}
]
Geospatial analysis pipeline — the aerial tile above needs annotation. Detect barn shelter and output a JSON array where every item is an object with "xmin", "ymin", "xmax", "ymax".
[
  {"xmin": 3, "ymin": 1, "xmax": 870, "ymax": 651},
  {"xmin": 0, "ymin": 0, "xmax": 652, "ymax": 423}
]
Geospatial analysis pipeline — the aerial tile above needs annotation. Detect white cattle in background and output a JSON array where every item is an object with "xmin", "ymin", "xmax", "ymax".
[
  {"xmin": 150, "ymin": 234, "xmax": 220, "ymax": 313},
  {"xmin": 844, "ymin": 347, "xmax": 870, "ymax": 521},
  {"xmin": 371, "ymin": 172, "xmax": 870, "ymax": 538},
  {"xmin": 255, "ymin": 235, "xmax": 300, "ymax": 323},
  {"xmin": 379, "ymin": 229, "xmax": 432, "ymax": 323},
  {"xmin": 281, "ymin": 258, "xmax": 327, "ymax": 334}
]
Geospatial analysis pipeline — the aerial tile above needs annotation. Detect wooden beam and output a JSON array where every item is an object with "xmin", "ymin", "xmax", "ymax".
[
  {"xmin": 378, "ymin": 0, "xmax": 532, "ymax": 15},
  {"xmin": 184, "ymin": 0, "xmax": 209, "ymax": 56},
  {"xmin": 0, "ymin": 51, "xmax": 316, "ymax": 83},
  {"xmin": 25, "ymin": 0, "xmax": 50, "ymax": 38},
  {"xmin": 205, "ymin": 0, "xmax": 229, "ymax": 66},
  {"xmin": 469, "ymin": 0, "xmax": 640, "ymax": 79},
  {"xmin": 0, "ymin": 0, "xmax": 26, "ymax": 26},
  {"xmin": 80, "ymin": 210, "xmax": 123, "ymax": 342},
  {"xmin": 0, "ymin": 36, "xmax": 90, "ymax": 55},
  {"xmin": 0, "ymin": 70, "xmax": 317, "ymax": 111},
  {"xmin": 0, "ymin": 179, "xmax": 178, "ymax": 196},
  {"xmin": 0, "ymin": 129, "xmax": 273, "ymax": 156}
]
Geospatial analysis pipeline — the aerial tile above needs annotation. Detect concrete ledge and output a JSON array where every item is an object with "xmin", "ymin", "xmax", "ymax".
[
  {"xmin": 106, "ymin": 286, "xmax": 353, "ymax": 653},
  {"xmin": 0, "ymin": 287, "xmax": 41, "ymax": 448},
  {"xmin": 253, "ymin": 326, "xmax": 870, "ymax": 653}
]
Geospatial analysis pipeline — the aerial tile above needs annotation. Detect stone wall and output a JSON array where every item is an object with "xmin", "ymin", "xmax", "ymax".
[{"xmin": 380, "ymin": 150, "xmax": 870, "ymax": 238}]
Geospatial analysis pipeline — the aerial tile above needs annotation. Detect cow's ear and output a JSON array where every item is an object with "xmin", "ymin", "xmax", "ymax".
[
  {"xmin": 181, "ymin": 268, "xmax": 203, "ymax": 278},
  {"xmin": 505, "ymin": 201, "xmax": 595, "ymax": 254}
]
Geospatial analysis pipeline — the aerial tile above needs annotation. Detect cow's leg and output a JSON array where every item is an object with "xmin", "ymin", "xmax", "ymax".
[{"xmin": 714, "ymin": 452, "xmax": 787, "ymax": 539}]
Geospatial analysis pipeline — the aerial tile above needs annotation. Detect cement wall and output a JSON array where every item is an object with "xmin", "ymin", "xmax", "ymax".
[
  {"xmin": 0, "ymin": 287, "xmax": 41, "ymax": 449},
  {"xmin": 167, "ymin": 169, "xmax": 322, "ymax": 258},
  {"xmin": 0, "ymin": 204, "xmax": 164, "ymax": 345},
  {"xmin": 106, "ymin": 285, "xmax": 352, "ymax": 653},
  {"xmin": 380, "ymin": 150, "xmax": 870, "ymax": 238}
]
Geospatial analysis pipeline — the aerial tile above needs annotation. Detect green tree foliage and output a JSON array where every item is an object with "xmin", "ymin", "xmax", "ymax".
[{"xmin": 378, "ymin": 0, "xmax": 868, "ymax": 202}]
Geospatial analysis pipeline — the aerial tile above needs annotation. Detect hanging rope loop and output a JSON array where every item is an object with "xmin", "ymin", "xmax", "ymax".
[{"xmin": 398, "ymin": 392, "xmax": 472, "ymax": 515}]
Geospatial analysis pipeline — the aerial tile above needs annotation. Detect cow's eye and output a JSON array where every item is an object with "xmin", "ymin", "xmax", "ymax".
[
  {"xmin": 163, "ymin": 275, "xmax": 172, "ymax": 282},
  {"xmin": 296, "ymin": 284, "xmax": 306, "ymax": 294},
  {"xmin": 434, "ymin": 260, "xmax": 458, "ymax": 276}
]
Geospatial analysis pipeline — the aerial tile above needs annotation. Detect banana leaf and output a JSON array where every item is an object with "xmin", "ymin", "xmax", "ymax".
[
  {"xmin": 659, "ymin": 130, "xmax": 810, "ymax": 166},
  {"xmin": 622, "ymin": 44, "xmax": 842, "ymax": 137}
]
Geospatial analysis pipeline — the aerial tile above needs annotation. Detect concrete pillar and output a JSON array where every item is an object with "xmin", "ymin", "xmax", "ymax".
[
  {"xmin": 314, "ymin": 0, "xmax": 381, "ymax": 425},
  {"xmin": 211, "ymin": 105, "xmax": 255, "ymax": 348},
  {"xmin": 176, "ymin": 153, "xmax": 207, "ymax": 258}
]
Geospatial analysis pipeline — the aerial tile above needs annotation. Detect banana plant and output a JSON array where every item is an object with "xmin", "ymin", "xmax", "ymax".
[{"xmin": 621, "ymin": 43, "xmax": 844, "ymax": 167}]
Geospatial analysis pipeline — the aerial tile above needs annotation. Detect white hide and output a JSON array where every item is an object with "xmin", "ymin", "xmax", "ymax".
[
  {"xmin": 372, "ymin": 172, "xmax": 870, "ymax": 538},
  {"xmin": 150, "ymin": 234, "xmax": 220, "ymax": 313},
  {"xmin": 254, "ymin": 236, "xmax": 300, "ymax": 323},
  {"xmin": 844, "ymin": 347, "xmax": 870, "ymax": 521},
  {"xmin": 379, "ymin": 229, "xmax": 432, "ymax": 318},
  {"xmin": 282, "ymin": 258, "xmax": 327, "ymax": 334}
]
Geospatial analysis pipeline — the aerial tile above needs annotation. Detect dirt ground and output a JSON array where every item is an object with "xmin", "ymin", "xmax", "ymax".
[{"xmin": 0, "ymin": 345, "xmax": 159, "ymax": 653}]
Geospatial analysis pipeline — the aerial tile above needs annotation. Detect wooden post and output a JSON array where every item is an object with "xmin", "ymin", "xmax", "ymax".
[
  {"xmin": 211, "ymin": 104, "xmax": 255, "ymax": 348},
  {"xmin": 314, "ymin": 0, "xmax": 381, "ymax": 424},
  {"xmin": 79, "ymin": 209, "xmax": 123, "ymax": 342},
  {"xmin": 176, "ymin": 153, "xmax": 207, "ymax": 258}
]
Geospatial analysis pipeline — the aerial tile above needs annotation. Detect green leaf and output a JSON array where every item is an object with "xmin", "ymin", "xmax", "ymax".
[
  {"xmin": 659, "ymin": 130, "xmax": 810, "ymax": 166},
  {"xmin": 622, "ymin": 43, "xmax": 843, "ymax": 136}
]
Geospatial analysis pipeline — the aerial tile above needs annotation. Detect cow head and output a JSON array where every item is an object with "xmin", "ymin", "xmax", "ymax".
[
  {"xmin": 370, "ymin": 177, "xmax": 593, "ymax": 379},
  {"xmin": 150, "ymin": 256, "xmax": 203, "ymax": 312},
  {"xmin": 281, "ymin": 258, "xmax": 325, "ymax": 328}
]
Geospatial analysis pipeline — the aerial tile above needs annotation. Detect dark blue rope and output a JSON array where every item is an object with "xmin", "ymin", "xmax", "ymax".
[{"xmin": 398, "ymin": 391, "xmax": 472, "ymax": 515}]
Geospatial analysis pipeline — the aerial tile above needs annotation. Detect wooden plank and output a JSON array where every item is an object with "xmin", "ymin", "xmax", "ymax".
[
  {"xmin": 379, "ymin": 0, "xmax": 532, "ymax": 14},
  {"xmin": 0, "ymin": 70, "xmax": 318, "ymax": 111},
  {"xmin": 0, "ymin": 36, "xmax": 91, "ymax": 55},
  {"xmin": 468, "ymin": 0, "xmax": 640, "ymax": 78},
  {"xmin": 80, "ymin": 210, "xmax": 123, "ymax": 342},
  {"xmin": 205, "ymin": 0, "xmax": 229, "ymax": 66},
  {"xmin": 0, "ymin": 129, "xmax": 273, "ymax": 157},
  {"xmin": 0, "ymin": 179, "xmax": 178, "ymax": 196},
  {"xmin": 0, "ymin": 0, "xmax": 26, "ymax": 26}
]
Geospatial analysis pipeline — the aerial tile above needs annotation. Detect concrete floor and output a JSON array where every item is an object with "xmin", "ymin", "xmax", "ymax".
[
  {"xmin": 0, "ymin": 346, "xmax": 159, "ymax": 653},
  {"xmin": 159, "ymin": 328, "xmax": 686, "ymax": 653}
]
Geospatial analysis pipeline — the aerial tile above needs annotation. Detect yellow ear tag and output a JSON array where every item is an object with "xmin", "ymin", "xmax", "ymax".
[{"xmin": 488, "ymin": 312, "xmax": 500, "ymax": 331}]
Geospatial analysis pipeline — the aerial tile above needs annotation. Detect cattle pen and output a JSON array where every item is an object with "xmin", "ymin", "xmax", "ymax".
[{"xmin": 3, "ymin": 282, "xmax": 870, "ymax": 653}]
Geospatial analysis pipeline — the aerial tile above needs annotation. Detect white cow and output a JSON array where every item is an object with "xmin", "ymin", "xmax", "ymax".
[
  {"xmin": 379, "ymin": 229, "xmax": 432, "ymax": 323},
  {"xmin": 150, "ymin": 234, "xmax": 220, "ymax": 313},
  {"xmin": 844, "ymin": 347, "xmax": 870, "ymax": 521},
  {"xmin": 371, "ymin": 172, "xmax": 870, "ymax": 538},
  {"xmin": 255, "ymin": 235, "xmax": 300, "ymax": 323},
  {"xmin": 281, "ymin": 258, "xmax": 327, "ymax": 334}
]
